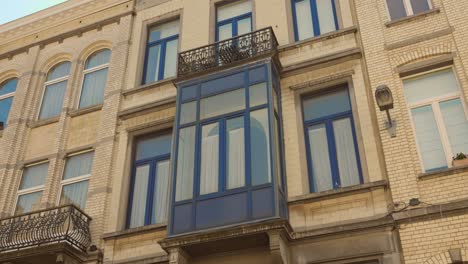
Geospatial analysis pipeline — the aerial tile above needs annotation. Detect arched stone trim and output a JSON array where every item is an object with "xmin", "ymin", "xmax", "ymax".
[
  {"xmin": 38, "ymin": 53, "xmax": 73, "ymax": 76},
  {"xmin": 391, "ymin": 41, "xmax": 453, "ymax": 68},
  {"xmin": 77, "ymin": 40, "xmax": 113, "ymax": 65},
  {"xmin": 0, "ymin": 70, "xmax": 19, "ymax": 85},
  {"xmin": 424, "ymin": 248, "xmax": 468, "ymax": 264}
]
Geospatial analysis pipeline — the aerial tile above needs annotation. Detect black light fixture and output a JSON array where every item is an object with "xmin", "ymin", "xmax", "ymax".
[{"xmin": 375, "ymin": 85, "xmax": 396, "ymax": 137}]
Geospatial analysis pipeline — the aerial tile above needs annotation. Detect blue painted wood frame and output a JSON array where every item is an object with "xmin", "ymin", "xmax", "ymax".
[
  {"xmin": 291, "ymin": 0, "xmax": 339, "ymax": 41},
  {"xmin": 142, "ymin": 34, "xmax": 179, "ymax": 85},
  {"xmin": 126, "ymin": 151, "xmax": 171, "ymax": 228},
  {"xmin": 216, "ymin": 12, "xmax": 253, "ymax": 41},
  {"xmin": 301, "ymin": 86, "xmax": 363, "ymax": 193}
]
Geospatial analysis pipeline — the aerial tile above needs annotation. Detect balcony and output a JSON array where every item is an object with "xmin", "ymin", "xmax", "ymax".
[
  {"xmin": 177, "ymin": 27, "xmax": 278, "ymax": 78},
  {"xmin": 0, "ymin": 205, "xmax": 92, "ymax": 263}
]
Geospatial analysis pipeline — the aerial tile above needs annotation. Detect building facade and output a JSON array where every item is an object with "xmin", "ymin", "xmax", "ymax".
[{"xmin": 0, "ymin": 0, "xmax": 468, "ymax": 263}]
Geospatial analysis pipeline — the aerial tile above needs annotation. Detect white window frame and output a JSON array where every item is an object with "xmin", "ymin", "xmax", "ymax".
[
  {"xmin": 77, "ymin": 52, "xmax": 110, "ymax": 109},
  {"xmin": 386, "ymin": 0, "xmax": 433, "ymax": 19},
  {"xmin": 13, "ymin": 161, "xmax": 48, "ymax": 215},
  {"xmin": 56, "ymin": 150, "xmax": 93, "ymax": 208},
  {"xmin": 403, "ymin": 66, "xmax": 468, "ymax": 172},
  {"xmin": 37, "ymin": 71, "xmax": 70, "ymax": 120},
  {"xmin": 0, "ymin": 89, "xmax": 15, "ymax": 126}
]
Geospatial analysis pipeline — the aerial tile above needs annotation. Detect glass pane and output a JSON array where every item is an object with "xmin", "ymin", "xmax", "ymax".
[
  {"xmin": 47, "ymin": 62, "xmax": 71, "ymax": 81},
  {"xmin": 144, "ymin": 44, "xmax": 162, "ymax": 84},
  {"xmin": 136, "ymin": 134, "xmax": 172, "ymax": 161},
  {"xmin": 249, "ymin": 82, "xmax": 267, "ymax": 107},
  {"xmin": 386, "ymin": 0, "xmax": 407, "ymax": 20},
  {"xmin": 200, "ymin": 88, "xmax": 245, "ymax": 119},
  {"xmin": 274, "ymin": 115, "xmax": 282, "ymax": 188},
  {"xmin": 303, "ymin": 89, "xmax": 351, "ymax": 121},
  {"xmin": 20, "ymin": 163, "xmax": 49, "ymax": 190},
  {"xmin": 250, "ymin": 109, "xmax": 271, "ymax": 185},
  {"xmin": 403, "ymin": 69, "xmax": 459, "ymax": 104},
  {"xmin": 273, "ymin": 89, "xmax": 279, "ymax": 112},
  {"xmin": 39, "ymin": 81, "xmax": 67, "ymax": 120},
  {"xmin": 200, "ymin": 123, "xmax": 219, "ymax": 195},
  {"xmin": 308, "ymin": 124, "xmax": 333, "ymax": 192},
  {"xmin": 181, "ymin": 85, "xmax": 198, "ymax": 101},
  {"xmin": 0, "ymin": 78, "xmax": 17, "ymax": 96},
  {"xmin": 85, "ymin": 49, "xmax": 111, "ymax": 69},
  {"xmin": 152, "ymin": 160, "xmax": 170, "ymax": 224},
  {"xmin": 217, "ymin": 0, "xmax": 251, "ymax": 21},
  {"xmin": 227, "ymin": 117, "xmax": 245, "ymax": 189},
  {"xmin": 410, "ymin": 0, "xmax": 430, "ymax": 14},
  {"xmin": 79, "ymin": 68, "xmax": 108, "ymax": 108},
  {"xmin": 180, "ymin": 101, "xmax": 197, "ymax": 125},
  {"xmin": 63, "ymin": 152, "xmax": 94, "ymax": 180},
  {"xmin": 218, "ymin": 23, "xmax": 233, "ymax": 41},
  {"xmin": 316, "ymin": 0, "xmax": 337, "ymax": 34},
  {"xmin": 333, "ymin": 118, "xmax": 360, "ymax": 188},
  {"xmin": 15, "ymin": 191, "xmax": 43, "ymax": 215},
  {"xmin": 149, "ymin": 20, "xmax": 180, "ymax": 42},
  {"xmin": 0, "ymin": 97, "xmax": 13, "ymax": 126},
  {"xmin": 60, "ymin": 180, "xmax": 89, "ymax": 209},
  {"xmin": 411, "ymin": 105, "xmax": 447, "ymax": 171},
  {"xmin": 237, "ymin": 17, "xmax": 251, "ymax": 35},
  {"xmin": 129, "ymin": 164, "xmax": 150, "ymax": 228},
  {"xmin": 295, "ymin": 0, "xmax": 314, "ymax": 40},
  {"xmin": 163, "ymin": 39, "xmax": 179, "ymax": 79},
  {"xmin": 440, "ymin": 99, "xmax": 468, "ymax": 156},
  {"xmin": 175, "ymin": 126, "xmax": 196, "ymax": 201}
]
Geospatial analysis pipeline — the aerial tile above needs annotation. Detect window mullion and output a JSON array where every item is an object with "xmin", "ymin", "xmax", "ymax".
[
  {"xmin": 158, "ymin": 41, "xmax": 168, "ymax": 81},
  {"xmin": 220, "ymin": 119, "xmax": 226, "ymax": 192},
  {"xmin": 0, "ymin": 92, "xmax": 14, "ymax": 100},
  {"xmin": 145, "ymin": 161, "xmax": 156, "ymax": 225},
  {"xmin": 403, "ymin": 0, "xmax": 414, "ymax": 15},
  {"xmin": 310, "ymin": 0, "xmax": 321, "ymax": 36},
  {"xmin": 326, "ymin": 120, "xmax": 341, "ymax": 189},
  {"xmin": 432, "ymin": 101, "xmax": 453, "ymax": 167}
]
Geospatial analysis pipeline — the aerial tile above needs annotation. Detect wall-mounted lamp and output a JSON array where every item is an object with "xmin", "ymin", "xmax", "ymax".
[{"xmin": 375, "ymin": 85, "xmax": 396, "ymax": 137}]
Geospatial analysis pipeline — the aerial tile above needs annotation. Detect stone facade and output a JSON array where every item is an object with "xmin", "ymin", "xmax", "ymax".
[{"xmin": 0, "ymin": 0, "xmax": 468, "ymax": 263}]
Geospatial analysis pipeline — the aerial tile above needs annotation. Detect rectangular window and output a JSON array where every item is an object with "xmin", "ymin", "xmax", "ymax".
[
  {"xmin": 216, "ymin": 0, "xmax": 252, "ymax": 41},
  {"xmin": 143, "ymin": 20, "xmax": 180, "ymax": 84},
  {"xmin": 386, "ymin": 0, "xmax": 431, "ymax": 20},
  {"xmin": 128, "ymin": 133, "xmax": 172, "ymax": 228},
  {"xmin": 302, "ymin": 87, "xmax": 362, "ymax": 192},
  {"xmin": 15, "ymin": 162, "xmax": 49, "ymax": 215},
  {"xmin": 292, "ymin": 0, "xmax": 339, "ymax": 41},
  {"xmin": 403, "ymin": 68, "xmax": 468, "ymax": 172},
  {"xmin": 59, "ymin": 151, "xmax": 93, "ymax": 209}
]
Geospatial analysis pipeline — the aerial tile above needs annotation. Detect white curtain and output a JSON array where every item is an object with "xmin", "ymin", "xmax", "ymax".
[
  {"xmin": 144, "ymin": 44, "xmax": 161, "ymax": 84},
  {"xmin": 129, "ymin": 164, "xmax": 150, "ymax": 228},
  {"xmin": 60, "ymin": 181, "xmax": 89, "ymax": 209},
  {"xmin": 295, "ymin": 0, "xmax": 314, "ymax": 40},
  {"xmin": 175, "ymin": 126, "xmax": 196, "ymax": 201},
  {"xmin": 39, "ymin": 81, "xmax": 67, "ymax": 119},
  {"xmin": 85, "ymin": 49, "xmax": 110, "ymax": 69},
  {"xmin": 163, "ymin": 39, "xmax": 178, "ymax": 79},
  {"xmin": 153, "ymin": 160, "xmax": 170, "ymax": 224},
  {"xmin": 237, "ymin": 17, "xmax": 252, "ymax": 35},
  {"xmin": 47, "ymin": 62, "xmax": 71, "ymax": 81},
  {"xmin": 308, "ymin": 124, "xmax": 333, "ymax": 192},
  {"xmin": 217, "ymin": 0, "xmax": 251, "ymax": 21},
  {"xmin": 403, "ymin": 68, "xmax": 458, "ymax": 104},
  {"xmin": 250, "ymin": 109, "xmax": 271, "ymax": 185},
  {"xmin": 15, "ymin": 191, "xmax": 43, "ymax": 215},
  {"xmin": 20, "ymin": 163, "xmax": 49, "ymax": 190},
  {"xmin": 316, "ymin": 0, "xmax": 336, "ymax": 34},
  {"xmin": 227, "ymin": 128, "xmax": 245, "ymax": 189},
  {"xmin": 440, "ymin": 98, "xmax": 468, "ymax": 155},
  {"xmin": 411, "ymin": 105, "xmax": 447, "ymax": 171},
  {"xmin": 200, "ymin": 129, "xmax": 219, "ymax": 195},
  {"xmin": 333, "ymin": 118, "xmax": 360, "ymax": 188},
  {"xmin": 79, "ymin": 68, "xmax": 108, "ymax": 108},
  {"xmin": 64, "ymin": 152, "xmax": 94, "ymax": 180}
]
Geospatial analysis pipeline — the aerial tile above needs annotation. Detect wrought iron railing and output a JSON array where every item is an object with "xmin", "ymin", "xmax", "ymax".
[
  {"xmin": 0, "ymin": 205, "xmax": 91, "ymax": 253},
  {"xmin": 178, "ymin": 27, "xmax": 278, "ymax": 78}
]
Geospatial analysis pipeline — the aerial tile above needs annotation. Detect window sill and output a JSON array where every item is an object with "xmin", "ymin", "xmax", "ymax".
[
  {"xmin": 385, "ymin": 8, "xmax": 440, "ymax": 27},
  {"xmin": 68, "ymin": 104, "xmax": 103, "ymax": 117},
  {"xmin": 418, "ymin": 165, "xmax": 468, "ymax": 180},
  {"xmin": 102, "ymin": 223, "xmax": 167, "ymax": 240},
  {"xmin": 288, "ymin": 180, "xmax": 388, "ymax": 205},
  {"xmin": 122, "ymin": 77, "xmax": 176, "ymax": 97},
  {"xmin": 278, "ymin": 26, "xmax": 357, "ymax": 52},
  {"xmin": 28, "ymin": 116, "xmax": 60, "ymax": 128}
]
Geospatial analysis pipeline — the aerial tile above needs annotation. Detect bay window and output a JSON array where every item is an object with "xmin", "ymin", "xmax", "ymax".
[
  {"xmin": 403, "ymin": 67, "xmax": 468, "ymax": 172},
  {"xmin": 292, "ymin": 0, "xmax": 339, "ymax": 41},
  {"xmin": 386, "ymin": 0, "xmax": 431, "ymax": 21},
  {"xmin": 15, "ymin": 162, "xmax": 49, "ymax": 215},
  {"xmin": 302, "ymin": 86, "xmax": 362, "ymax": 193},
  {"xmin": 0, "ymin": 78, "xmax": 17, "ymax": 128}
]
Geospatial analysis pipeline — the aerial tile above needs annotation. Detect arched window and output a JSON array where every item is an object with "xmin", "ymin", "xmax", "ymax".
[
  {"xmin": 38, "ymin": 62, "xmax": 71, "ymax": 120},
  {"xmin": 0, "ymin": 78, "xmax": 18, "ymax": 129},
  {"xmin": 79, "ymin": 49, "xmax": 111, "ymax": 109}
]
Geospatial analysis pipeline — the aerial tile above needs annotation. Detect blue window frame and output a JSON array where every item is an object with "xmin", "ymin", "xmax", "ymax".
[
  {"xmin": 170, "ymin": 63, "xmax": 286, "ymax": 235},
  {"xmin": 142, "ymin": 20, "xmax": 180, "ymax": 85},
  {"xmin": 0, "ymin": 78, "xmax": 18, "ymax": 128},
  {"xmin": 292, "ymin": 0, "xmax": 339, "ymax": 41},
  {"xmin": 302, "ymin": 86, "xmax": 363, "ymax": 193},
  {"xmin": 216, "ymin": 0, "xmax": 253, "ymax": 41},
  {"xmin": 127, "ymin": 133, "xmax": 172, "ymax": 228}
]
